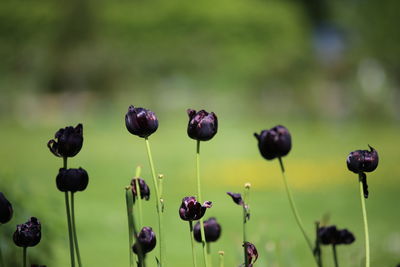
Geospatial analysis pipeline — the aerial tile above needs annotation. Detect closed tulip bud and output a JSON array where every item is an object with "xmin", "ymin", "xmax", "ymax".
[
  {"xmin": 254, "ymin": 125, "xmax": 292, "ymax": 160},
  {"xmin": 56, "ymin": 168, "xmax": 89, "ymax": 193},
  {"xmin": 179, "ymin": 196, "xmax": 212, "ymax": 221},
  {"xmin": 125, "ymin": 106, "xmax": 158, "ymax": 138},
  {"xmin": 130, "ymin": 178, "xmax": 150, "ymax": 201},
  {"xmin": 0, "ymin": 192, "xmax": 13, "ymax": 224},
  {"xmin": 347, "ymin": 145, "xmax": 379, "ymax": 174},
  {"xmin": 187, "ymin": 109, "xmax": 218, "ymax": 141},
  {"xmin": 193, "ymin": 217, "xmax": 222, "ymax": 243},
  {"xmin": 243, "ymin": 242, "xmax": 258, "ymax": 267},
  {"xmin": 132, "ymin": 227, "xmax": 157, "ymax": 254},
  {"xmin": 226, "ymin": 192, "xmax": 244, "ymax": 206},
  {"xmin": 47, "ymin": 124, "xmax": 83, "ymax": 158},
  {"xmin": 13, "ymin": 217, "xmax": 41, "ymax": 247}
]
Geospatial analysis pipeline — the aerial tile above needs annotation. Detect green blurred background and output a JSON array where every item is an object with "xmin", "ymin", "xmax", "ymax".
[{"xmin": 0, "ymin": 0, "xmax": 399, "ymax": 266}]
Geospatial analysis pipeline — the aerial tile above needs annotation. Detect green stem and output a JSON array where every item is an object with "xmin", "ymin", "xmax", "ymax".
[
  {"xmin": 71, "ymin": 193, "xmax": 82, "ymax": 267},
  {"xmin": 218, "ymin": 252, "xmax": 224, "ymax": 267},
  {"xmin": 278, "ymin": 158, "xmax": 314, "ymax": 257},
  {"xmin": 189, "ymin": 221, "xmax": 198, "ymax": 267},
  {"xmin": 23, "ymin": 247, "xmax": 27, "ymax": 267},
  {"xmin": 63, "ymin": 157, "xmax": 75, "ymax": 267},
  {"xmin": 206, "ymin": 243, "xmax": 212, "ymax": 267},
  {"xmin": 359, "ymin": 175, "xmax": 370, "ymax": 267},
  {"xmin": 243, "ymin": 186, "xmax": 250, "ymax": 267},
  {"xmin": 144, "ymin": 138, "xmax": 163, "ymax": 266},
  {"xmin": 126, "ymin": 187, "xmax": 135, "ymax": 267},
  {"xmin": 196, "ymin": 140, "xmax": 209, "ymax": 267},
  {"xmin": 134, "ymin": 178, "xmax": 143, "ymax": 229},
  {"xmin": 332, "ymin": 245, "xmax": 339, "ymax": 267}
]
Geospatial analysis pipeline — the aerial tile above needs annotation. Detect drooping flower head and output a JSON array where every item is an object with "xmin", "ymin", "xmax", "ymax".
[
  {"xmin": 179, "ymin": 196, "xmax": 212, "ymax": 221},
  {"xmin": 347, "ymin": 145, "xmax": 379, "ymax": 174},
  {"xmin": 56, "ymin": 168, "xmax": 89, "ymax": 193},
  {"xmin": 254, "ymin": 125, "xmax": 291, "ymax": 160},
  {"xmin": 226, "ymin": 192, "xmax": 244, "ymax": 206},
  {"xmin": 243, "ymin": 242, "xmax": 258, "ymax": 267},
  {"xmin": 131, "ymin": 178, "xmax": 150, "ymax": 201},
  {"xmin": 48, "ymin": 124, "xmax": 83, "ymax": 158},
  {"xmin": 193, "ymin": 217, "xmax": 222, "ymax": 243},
  {"xmin": 0, "ymin": 192, "xmax": 13, "ymax": 224},
  {"xmin": 125, "ymin": 106, "xmax": 158, "ymax": 138},
  {"xmin": 187, "ymin": 109, "xmax": 218, "ymax": 141},
  {"xmin": 132, "ymin": 227, "xmax": 157, "ymax": 254},
  {"xmin": 13, "ymin": 217, "xmax": 41, "ymax": 247}
]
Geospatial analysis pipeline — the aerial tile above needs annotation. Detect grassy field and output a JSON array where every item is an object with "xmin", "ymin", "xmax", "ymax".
[{"xmin": 0, "ymin": 106, "xmax": 399, "ymax": 267}]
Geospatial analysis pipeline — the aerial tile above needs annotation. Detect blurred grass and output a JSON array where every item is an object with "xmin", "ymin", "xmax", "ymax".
[{"xmin": 0, "ymin": 102, "xmax": 399, "ymax": 267}]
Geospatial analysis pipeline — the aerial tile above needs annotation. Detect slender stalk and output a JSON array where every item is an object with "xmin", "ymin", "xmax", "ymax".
[
  {"xmin": 196, "ymin": 140, "xmax": 209, "ymax": 267},
  {"xmin": 71, "ymin": 193, "xmax": 82, "ymax": 267},
  {"xmin": 189, "ymin": 221, "xmax": 198, "ymax": 267},
  {"xmin": 314, "ymin": 222, "xmax": 323, "ymax": 267},
  {"xmin": 278, "ymin": 158, "xmax": 313, "ymax": 252},
  {"xmin": 218, "ymin": 251, "xmax": 224, "ymax": 267},
  {"xmin": 206, "ymin": 243, "xmax": 212, "ymax": 267},
  {"xmin": 144, "ymin": 138, "xmax": 163, "ymax": 266},
  {"xmin": 63, "ymin": 157, "xmax": 75, "ymax": 267},
  {"xmin": 23, "ymin": 247, "xmax": 27, "ymax": 267},
  {"xmin": 126, "ymin": 187, "xmax": 135, "ymax": 267},
  {"xmin": 243, "ymin": 185, "xmax": 250, "ymax": 267},
  {"xmin": 359, "ymin": 175, "xmax": 370, "ymax": 267},
  {"xmin": 134, "ymin": 166, "xmax": 143, "ymax": 228},
  {"xmin": 332, "ymin": 245, "xmax": 339, "ymax": 267}
]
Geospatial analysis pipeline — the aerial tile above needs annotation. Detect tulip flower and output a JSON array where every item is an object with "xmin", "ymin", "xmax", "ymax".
[
  {"xmin": 132, "ymin": 227, "xmax": 157, "ymax": 255},
  {"xmin": 179, "ymin": 196, "xmax": 212, "ymax": 221},
  {"xmin": 254, "ymin": 125, "xmax": 291, "ymax": 160},
  {"xmin": 130, "ymin": 178, "xmax": 150, "ymax": 202},
  {"xmin": 0, "ymin": 192, "xmax": 13, "ymax": 224},
  {"xmin": 47, "ymin": 124, "xmax": 83, "ymax": 158},
  {"xmin": 56, "ymin": 168, "xmax": 89, "ymax": 193},
  {"xmin": 193, "ymin": 217, "xmax": 221, "ymax": 243},
  {"xmin": 187, "ymin": 109, "xmax": 218, "ymax": 141},
  {"xmin": 125, "ymin": 106, "xmax": 158, "ymax": 138}
]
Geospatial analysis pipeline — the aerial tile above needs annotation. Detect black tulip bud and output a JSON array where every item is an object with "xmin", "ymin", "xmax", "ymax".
[
  {"xmin": 125, "ymin": 106, "xmax": 158, "ymax": 138},
  {"xmin": 243, "ymin": 242, "xmax": 258, "ymax": 267},
  {"xmin": 254, "ymin": 125, "xmax": 292, "ymax": 160},
  {"xmin": 193, "ymin": 217, "xmax": 222, "ymax": 243},
  {"xmin": 0, "ymin": 192, "xmax": 13, "ymax": 224},
  {"xmin": 347, "ymin": 145, "xmax": 379, "ymax": 174},
  {"xmin": 318, "ymin": 225, "xmax": 355, "ymax": 245},
  {"xmin": 56, "ymin": 168, "xmax": 89, "ymax": 193},
  {"xmin": 131, "ymin": 178, "xmax": 150, "ymax": 201},
  {"xmin": 132, "ymin": 227, "xmax": 157, "ymax": 254},
  {"xmin": 226, "ymin": 192, "xmax": 244, "ymax": 206},
  {"xmin": 47, "ymin": 124, "xmax": 83, "ymax": 158},
  {"xmin": 187, "ymin": 109, "xmax": 218, "ymax": 141},
  {"xmin": 338, "ymin": 229, "xmax": 355, "ymax": 244},
  {"xmin": 13, "ymin": 217, "xmax": 41, "ymax": 247},
  {"xmin": 179, "ymin": 196, "xmax": 212, "ymax": 221}
]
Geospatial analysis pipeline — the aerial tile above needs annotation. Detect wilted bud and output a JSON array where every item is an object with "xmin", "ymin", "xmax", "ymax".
[
  {"xmin": 179, "ymin": 196, "xmax": 212, "ymax": 221},
  {"xmin": 254, "ymin": 125, "xmax": 292, "ymax": 160},
  {"xmin": 132, "ymin": 227, "xmax": 157, "ymax": 254},
  {"xmin": 0, "ymin": 192, "xmax": 13, "ymax": 224},
  {"xmin": 227, "ymin": 192, "xmax": 244, "ymax": 206},
  {"xmin": 13, "ymin": 217, "xmax": 41, "ymax": 247},
  {"xmin": 318, "ymin": 225, "xmax": 355, "ymax": 245},
  {"xmin": 56, "ymin": 168, "xmax": 89, "ymax": 193},
  {"xmin": 47, "ymin": 124, "xmax": 83, "ymax": 158},
  {"xmin": 187, "ymin": 109, "xmax": 218, "ymax": 141},
  {"xmin": 130, "ymin": 178, "xmax": 150, "ymax": 201},
  {"xmin": 347, "ymin": 145, "xmax": 379, "ymax": 174},
  {"xmin": 243, "ymin": 242, "xmax": 258, "ymax": 267},
  {"xmin": 125, "ymin": 106, "xmax": 158, "ymax": 138},
  {"xmin": 193, "ymin": 217, "xmax": 222, "ymax": 243}
]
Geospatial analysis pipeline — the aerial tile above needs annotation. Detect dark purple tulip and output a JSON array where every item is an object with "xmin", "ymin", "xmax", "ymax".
[
  {"xmin": 0, "ymin": 192, "xmax": 13, "ymax": 224},
  {"xmin": 254, "ymin": 125, "xmax": 292, "ymax": 160},
  {"xmin": 227, "ymin": 192, "xmax": 244, "ymax": 206},
  {"xmin": 187, "ymin": 109, "xmax": 218, "ymax": 141},
  {"xmin": 48, "ymin": 124, "xmax": 83, "ymax": 158},
  {"xmin": 132, "ymin": 227, "xmax": 157, "ymax": 254},
  {"xmin": 347, "ymin": 145, "xmax": 379, "ymax": 174},
  {"xmin": 318, "ymin": 225, "xmax": 355, "ymax": 245},
  {"xmin": 13, "ymin": 217, "xmax": 41, "ymax": 247},
  {"xmin": 243, "ymin": 242, "xmax": 258, "ymax": 267},
  {"xmin": 56, "ymin": 168, "xmax": 89, "ymax": 193},
  {"xmin": 338, "ymin": 229, "xmax": 355, "ymax": 244},
  {"xmin": 179, "ymin": 196, "xmax": 212, "ymax": 221},
  {"xmin": 125, "ymin": 106, "xmax": 158, "ymax": 138},
  {"xmin": 131, "ymin": 178, "xmax": 150, "ymax": 201},
  {"xmin": 193, "ymin": 217, "xmax": 221, "ymax": 243}
]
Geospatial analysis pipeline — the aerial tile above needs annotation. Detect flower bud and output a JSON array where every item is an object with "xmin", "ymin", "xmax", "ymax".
[
  {"xmin": 254, "ymin": 125, "xmax": 292, "ymax": 160},
  {"xmin": 193, "ymin": 217, "xmax": 222, "ymax": 243},
  {"xmin": 125, "ymin": 106, "xmax": 158, "ymax": 138},
  {"xmin": 227, "ymin": 192, "xmax": 244, "ymax": 206},
  {"xmin": 0, "ymin": 192, "xmax": 13, "ymax": 224},
  {"xmin": 179, "ymin": 196, "xmax": 212, "ymax": 221},
  {"xmin": 13, "ymin": 217, "xmax": 41, "ymax": 247},
  {"xmin": 317, "ymin": 225, "xmax": 355, "ymax": 245},
  {"xmin": 132, "ymin": 227, "xmax": 157, "ymax": 254},
  {"xmin": 47, "ymin": 124, "xmax": 83, "ymax": 158},
  {"xmin": 347, "ymin": 145, "xmax": 379, "ymax": 174},
  {"xmin": 130, "ymin": 178, "xmax": 150, "ymax": 201},
  {"xmin": 187, "ymin": 109, "xmax": 218, "ymax": 141},
  {"xmin": 243, "ymin": 242, "xmax": 258, "ymax": 266},
  {"xmin": 56, "ymin": 168, "xmax": 89, "ymax": 193}
]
